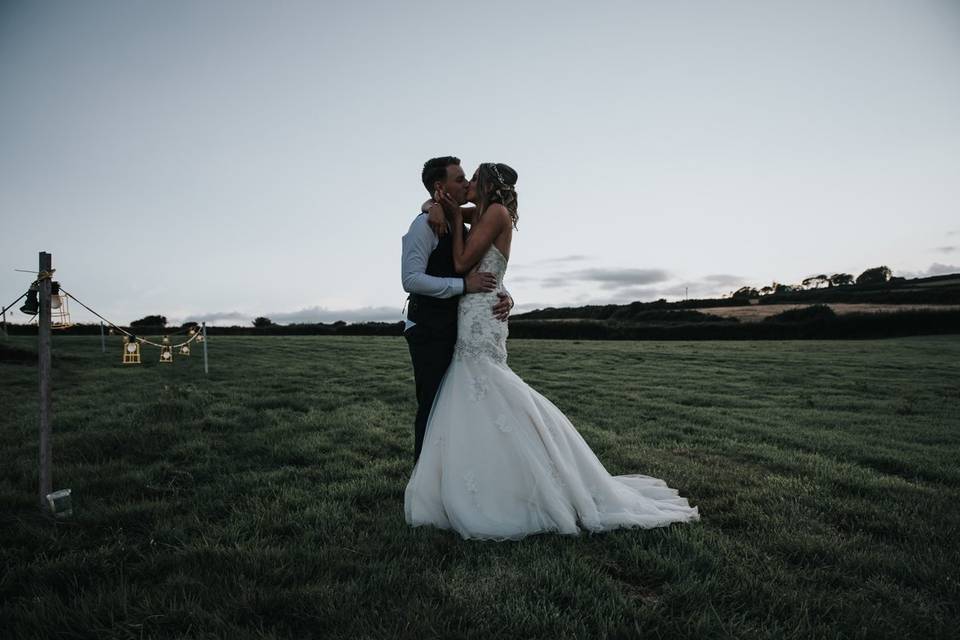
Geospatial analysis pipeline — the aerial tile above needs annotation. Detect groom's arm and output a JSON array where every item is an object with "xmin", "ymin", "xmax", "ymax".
[
  {"xmin": 402, "ymin": 215, "xmax": 465, "ymax": 298},
  {"xmin": 493, "ymin": 286, "xmax": 514, "ymax": 322},
  {"xmin": 422, "ymin": 200, "xmax": 474, "ymax": 236}
]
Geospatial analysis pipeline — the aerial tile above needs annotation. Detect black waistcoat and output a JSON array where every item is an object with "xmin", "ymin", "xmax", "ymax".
[{"xmin": 407, "ymin": 220, "xmax": 467, "ymax": 329}]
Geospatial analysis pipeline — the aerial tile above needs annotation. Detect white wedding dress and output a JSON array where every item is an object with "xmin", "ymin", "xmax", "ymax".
[{"xmin": 404, "ymin": 244, "xmax": 700, "ymax": 540}]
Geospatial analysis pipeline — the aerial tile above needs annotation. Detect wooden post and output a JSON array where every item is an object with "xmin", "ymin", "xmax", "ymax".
[
  {"xmin": 202, "ymin": 322, "xmax": 208, "ymax": 375},
  {"xmin": 100, "ymin": 322, "xmax": 106, "ymax": 353},
  {"xmin": 38, "ymin": 251, "xmax": 52, "ymax": 508},
  {"xmin": 1, "ymin": 308, "xmax": 7, "ymax": 338}
]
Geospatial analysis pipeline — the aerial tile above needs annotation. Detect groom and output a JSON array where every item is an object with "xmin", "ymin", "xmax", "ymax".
[{"xmin": 401, "ymin": 156, "xmax": 513, "ymax": 464}]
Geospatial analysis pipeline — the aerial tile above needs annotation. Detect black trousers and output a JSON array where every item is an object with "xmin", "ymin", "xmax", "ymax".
[{"xmin": 404, "ymin": 322, "xmax": 457, "ymax": 465}]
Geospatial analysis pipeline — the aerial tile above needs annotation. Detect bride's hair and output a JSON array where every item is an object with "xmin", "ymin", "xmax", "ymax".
[{"xmin": 477, "ymin": 163, "xmax": 519, "ymax": 229}]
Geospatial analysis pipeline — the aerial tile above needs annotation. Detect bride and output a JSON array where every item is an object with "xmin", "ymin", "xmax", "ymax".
[{"xmin": 404, "ymin": 163, "xmax": 700, "ymax": 540}]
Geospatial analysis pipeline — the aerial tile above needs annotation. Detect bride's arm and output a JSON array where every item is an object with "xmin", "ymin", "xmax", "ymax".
[{"xmin": 449, "ymin": 203, "xmax": 510, "ymax": 274}]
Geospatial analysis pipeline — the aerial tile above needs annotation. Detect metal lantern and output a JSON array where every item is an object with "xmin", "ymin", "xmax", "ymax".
[
  {"xmin": 179, "ymin": 344, "xmax": 191, "ymax": 356},
  {"xmin": 122, "ymin": 336, "xmax": 141, "ymax": 364},
  {"xmin": 50, "ymin": 282, "xmax": 72, "ymax": 329},
  {"xmin": 19, "ymin": 286, "xmax": 39, "ymax": 315},
  {"xmin": 159, "ymin": 346, "xmax": 173, "ymax": 363}
]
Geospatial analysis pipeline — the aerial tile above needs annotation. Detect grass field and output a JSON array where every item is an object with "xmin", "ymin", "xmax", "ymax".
[{"xmin": 1, "ymin": 335, "xmax": 959, "ymax": 639}]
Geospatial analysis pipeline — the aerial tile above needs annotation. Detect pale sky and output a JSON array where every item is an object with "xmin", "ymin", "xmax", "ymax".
[{"xmin": 2, "ymin": 0, "xmax": 958, "ymax": 325}]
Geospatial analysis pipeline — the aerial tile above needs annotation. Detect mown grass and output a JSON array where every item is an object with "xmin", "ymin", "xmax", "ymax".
[{"xmin": 1, "ymin": 334, "xmax": 959, "ymax": 639}]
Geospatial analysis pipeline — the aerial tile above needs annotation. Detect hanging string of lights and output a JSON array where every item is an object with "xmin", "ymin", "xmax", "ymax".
[
  {"xmin": 60, "ymin": 287, "xmax": 204, "ymax": 348},
  {"xmin": 9, "ymin": 270, "xmax": 208, "ymax": 366}
]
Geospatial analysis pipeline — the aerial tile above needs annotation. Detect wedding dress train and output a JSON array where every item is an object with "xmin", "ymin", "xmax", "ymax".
[{"xmin": 404, "ymin": 245, "xmax": 700, "ymax": 540}]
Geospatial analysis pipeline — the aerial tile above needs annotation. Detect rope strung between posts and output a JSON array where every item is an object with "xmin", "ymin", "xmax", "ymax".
[
  {"xmin": 2, "ymin": 291, "xmax": 27, "ymax": 316},
  {"xmin": 60, "ymin": 288, "xmax": 203, "ymax": 349}
]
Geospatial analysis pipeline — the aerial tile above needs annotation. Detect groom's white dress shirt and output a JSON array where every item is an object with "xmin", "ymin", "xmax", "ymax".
[{"xmin": 401, "ymin": 214, "xmax": 464, "ymax": 331}]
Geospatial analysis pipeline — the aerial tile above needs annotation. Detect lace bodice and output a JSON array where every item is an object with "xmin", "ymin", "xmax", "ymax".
[{"xmin": 453, "ymin": 245, "xmax": 509, "ymax": 365}]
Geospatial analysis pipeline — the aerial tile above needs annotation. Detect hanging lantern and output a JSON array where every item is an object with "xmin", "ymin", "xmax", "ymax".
[
  {"xmin": 50, "ymin": 282, "xmax": 72, "ymax": 329},
  {"xmin": 19, "ymin": 286, "xmax": 39, "ymax": 316},
  {"xmin": 179, "ymin": 344, "xmax": 191, "ymax": 356},
  {"xmin": 122, "ymin": 336, "xmax": 141, "ymax": 364},
  {"xmin": 159, "ymin": 345, "xmax": 173, "ymax": 363},
  {"xmin": 196, "ymin": 334, "xmax": 205, "ymax": 343},
  {"xmin": 162, "ymin": 335, "xmax": 171, "ymax": 345},
  {"xmin": 108, "ymin": 328, "xmax": 115, "ymax": 336}
]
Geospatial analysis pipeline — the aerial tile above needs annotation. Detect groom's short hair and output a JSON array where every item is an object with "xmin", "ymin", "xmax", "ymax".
[{"xmin": 422, "ymin": 156, "xmax": 461, "ymax": 193}]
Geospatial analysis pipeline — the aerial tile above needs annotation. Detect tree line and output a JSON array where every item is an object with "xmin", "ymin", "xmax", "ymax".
[{"xmin": 730, "ymin": 266, "xmax": 891, "ymax": 300}]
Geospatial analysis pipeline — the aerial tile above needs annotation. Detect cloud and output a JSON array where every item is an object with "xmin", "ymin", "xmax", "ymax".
[
  {"xmin": 541, "ymin": 267, "xmax": 671, "ymax": 289},
  {"xmin": 599, "ymin": 286, "xmax": 667, "ymax": 301},
  {"xmin": 510, "ymin": 255, "xmax": 591, "ymax": 271},
  {"xmin": 702, "ymin": 274, "xmax": 749, "ymax": 287},
  {"xmin": 519, "ymin": 267, "xmax": 752, "ymax": 308},
  {"xmin": 896, "ymin": 263, "xmax": 960, "ymax": 278},
  {"xmin": 921, "ymin": 263, "xmax": 960, "ymax": 277},
  {"xmin": 182, "ymin": 311, "xmax": 251, "ymax": 324},
  {"xmin": 948, "ymin": 230, "xmax": 960, "ymax": 236},
  {"xmin": 576, "ymin": 268, "xmax": 671, "ymax": 284},
  {"xmin": 537, "ymin": 254, "xmax": 591, "ymax": 264},
  {"xmin": 934, "ymin": 246, "xmax": 957, "ymax": 253},
  {"xmin": 269, "ymin": 305, "xmax": 401, "ymax": 324},
  {"xmin": 180, "ymin": 305, "xmax": 402, "ymax": 325}
]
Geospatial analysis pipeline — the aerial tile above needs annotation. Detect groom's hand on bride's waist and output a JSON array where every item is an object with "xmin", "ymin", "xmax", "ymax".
[
  {"xmin": 465, "ymin": 271, "xmax": 497, "ymax": 294},
  {"xmin": 493, "ymin": 292, "xmax": 513, "ymax": 322}
]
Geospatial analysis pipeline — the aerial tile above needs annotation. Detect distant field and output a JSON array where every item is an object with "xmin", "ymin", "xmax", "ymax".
[
  {"xmin": 695, "ymin": 303, "xmax": 960, "ymax": 322},
  {"xmin": 1, "ymin": 335, "xmax": 959, "ymax": 639}
]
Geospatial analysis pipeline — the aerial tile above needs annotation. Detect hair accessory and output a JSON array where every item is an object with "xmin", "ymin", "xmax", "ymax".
[{"xmin": 488, "ymin": 163, "xmax": 507, "ymax": 185}]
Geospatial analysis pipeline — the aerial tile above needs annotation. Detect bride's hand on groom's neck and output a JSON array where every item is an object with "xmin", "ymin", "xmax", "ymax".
[{"xmin": 435, "ymin": 189, "xmax": 460, "ymax": 217}]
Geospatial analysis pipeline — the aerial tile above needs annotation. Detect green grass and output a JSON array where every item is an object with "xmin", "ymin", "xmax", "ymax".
[{"xmin": 1, "ymin": 335, "xmax": 959, "ymax": 639}]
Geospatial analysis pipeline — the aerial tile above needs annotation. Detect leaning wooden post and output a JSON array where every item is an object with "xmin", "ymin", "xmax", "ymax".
[
  {"xmin": 100, "ymin": 322, "xmax": 106, "ymax": 353},
  {"xmin": 202, "ymin": 322, "xmax": 209, "ymax": 375},
  {"xmin": 38, "ymin": 251, "xmax": 53, "ymax": 508}
]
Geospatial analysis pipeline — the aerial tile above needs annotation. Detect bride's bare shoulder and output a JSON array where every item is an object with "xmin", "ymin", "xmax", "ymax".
[{"xmin": 480, "ymin": 203, "xmax": 511, "ymax": 227}]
